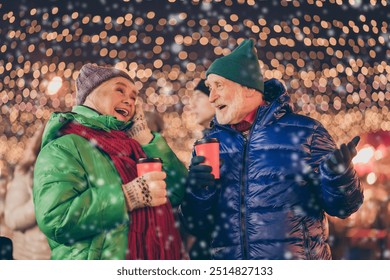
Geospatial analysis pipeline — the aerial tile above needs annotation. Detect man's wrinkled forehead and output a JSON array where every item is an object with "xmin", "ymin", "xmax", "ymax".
[{"xmin": 205, "ymin": 74, "xmax": 227, "ymax": 87}]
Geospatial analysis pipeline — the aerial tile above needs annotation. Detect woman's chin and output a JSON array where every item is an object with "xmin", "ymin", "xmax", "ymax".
[{"xmin": 129, "ymin": 112, "xmax": 135, "ymax": 120}]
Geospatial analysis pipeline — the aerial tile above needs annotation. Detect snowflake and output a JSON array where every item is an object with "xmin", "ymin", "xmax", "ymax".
[
  {"xmin": 171, "ymin": 43, "xmax": 182, "ymax": 54},
  {"xmin": 284, "ymin": 250, "xmax": 293, "ymax": 259},
  {"xmin": 97, "ymin": 178, "xmax": 105, "ymax": 186},
  {"xmin": 201, "ymin": 2, "xmax": 212, "ymax": 11},
  {"xmin": 110, "ymin": 195, "xmax": 118, "ymax": 204}
]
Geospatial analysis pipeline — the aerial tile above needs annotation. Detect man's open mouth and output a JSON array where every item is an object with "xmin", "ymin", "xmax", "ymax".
[{"xmin": 115, "ymin": 108, "xmax": 129, "ymax": 117}]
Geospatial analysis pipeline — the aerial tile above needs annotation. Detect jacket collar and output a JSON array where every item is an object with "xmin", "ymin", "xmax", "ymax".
[
  {"xmin": 71, "ymin": 105, "xmax": 133, "ymax": 131},
  {"xmin": 41, "ymin": 105, "xmax": 133, "ymax": 148},
  {"xmin": 254, "ymin": 92, "xmax": 291, "ymax": 126}
]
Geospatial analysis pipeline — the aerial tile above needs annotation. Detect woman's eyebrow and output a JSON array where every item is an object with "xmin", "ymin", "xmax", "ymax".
[
  {"xmin": 115, "ymin": 82, "xmax": 138, "ymax": 95},
  {"xmin": 115, "ymin": 82, "xmax": 128, "ymax": 87}
]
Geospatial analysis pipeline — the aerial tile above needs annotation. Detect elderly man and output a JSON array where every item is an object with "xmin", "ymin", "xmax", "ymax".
[{"xmin": 180, "ymin": 39, "xmax": 363, "ymax": 260}]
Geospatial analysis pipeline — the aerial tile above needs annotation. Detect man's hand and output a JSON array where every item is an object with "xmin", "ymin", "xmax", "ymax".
[
  {"xmin": 122, "ymin": 171, "xmax": 167, "ymax": 211},
  {"xmin": 187, "ymin": 156, "xmax": 215, "ymax": 190},
  {"xmin": 324, "ymin": 136, "xmax": 360, "ymax": 174},
  {"xmin": 126, "ymin": 99, "xmax": 153, "ymax": 145}
]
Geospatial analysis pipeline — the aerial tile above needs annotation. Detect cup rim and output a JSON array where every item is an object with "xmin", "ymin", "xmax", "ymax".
[
  {"xmin": 136, "ymin": 157, "xmax": 163, "ymax": 164},
  {"xmin": 194, "ymin": 138, "xmax": 219, "ymax": 145}
]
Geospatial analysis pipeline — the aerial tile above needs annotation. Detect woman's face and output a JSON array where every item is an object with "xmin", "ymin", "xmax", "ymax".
[
  {"xmin": 189, "ymin": 91, "xmax": 215, "ymax": 126},
  {"xmin": 85, "ymin": 77, "xmax": 138, "ymax": 122}
]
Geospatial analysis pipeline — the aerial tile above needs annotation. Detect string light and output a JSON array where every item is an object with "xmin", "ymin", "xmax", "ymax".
[{"xmin": 0, "ymin": 0, "xmax": 389, "ymax": 168}]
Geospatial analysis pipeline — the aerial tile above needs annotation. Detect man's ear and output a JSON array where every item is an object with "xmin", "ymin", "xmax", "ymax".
[{"xmin": 245, "ymin": 87, "xmax": 257, "ymax": 98}]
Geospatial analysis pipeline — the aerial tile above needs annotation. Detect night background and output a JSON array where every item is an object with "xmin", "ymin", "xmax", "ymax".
[{"xmin": 1, "ymin": 0, "xmax": 389, "ymax": 259}]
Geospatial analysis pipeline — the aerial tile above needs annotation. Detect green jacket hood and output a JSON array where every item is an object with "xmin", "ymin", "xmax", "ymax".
[{"xmin": 41, "ymin": 105, "xmax": 133, "ymax": 148}]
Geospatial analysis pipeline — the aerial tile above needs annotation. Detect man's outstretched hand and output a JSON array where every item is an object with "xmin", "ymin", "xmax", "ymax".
[{"xmin": 324, "ymin": 136, "xmax": 360, "ymax": 174}]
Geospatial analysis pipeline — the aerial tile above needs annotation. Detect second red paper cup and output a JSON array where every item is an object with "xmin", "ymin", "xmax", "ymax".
[
  {"xmin": 194, "ymin": 138, "xmax": 220, "ymax": 179},
  {"xmin": 136, "ymin": 157, "xmax": 163, "ymax": 176}
]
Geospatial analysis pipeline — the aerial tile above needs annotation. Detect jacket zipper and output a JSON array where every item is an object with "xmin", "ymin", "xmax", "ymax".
[
  {"xmin": 214, "ymin": 124, "xmax": 250, "ymax": 259},
  {"xmin": 241, "ymin": 136, "xmax": 248, "ymax": 259},
  {"xmin": 214, "ymin": 109, "xmax": 260, "ymax": 260}
]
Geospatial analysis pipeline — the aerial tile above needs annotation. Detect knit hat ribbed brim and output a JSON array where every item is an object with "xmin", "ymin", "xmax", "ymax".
[
  {"xmin": 76, "ymin": 63, "xmax": 134, "ymax": 105},
  {"xmin": 206, "ymin": 39, "xmax": 264, "ymax": 93}
]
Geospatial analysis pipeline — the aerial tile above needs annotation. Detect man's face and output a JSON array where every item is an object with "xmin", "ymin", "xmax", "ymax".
[
  {"xmin": 189, "ymin": 91, "xmax": 215, "ymax": 126},
  {"xmin": 85, "ymin": 77, "xmax": 138, "ymax": 122},
  {"xmin": 206, "ymin": 74, "xmax": 247, "ymax": 125}
]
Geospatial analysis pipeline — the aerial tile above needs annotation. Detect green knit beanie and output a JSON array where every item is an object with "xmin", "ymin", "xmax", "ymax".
[{"xmin": 206, "ymin": 39, "xmax": 264, "ymax": 93}]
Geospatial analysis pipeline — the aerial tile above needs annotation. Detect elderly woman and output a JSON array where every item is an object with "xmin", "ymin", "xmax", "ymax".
[{"xmin": 33, "ymin": 64, "xmax": 187, "ymax": 260}]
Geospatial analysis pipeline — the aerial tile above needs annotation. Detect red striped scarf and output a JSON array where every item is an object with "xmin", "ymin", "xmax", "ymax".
[{"xmin": 61, "ymin": 122, "xmax": 184, "ymax": 259}]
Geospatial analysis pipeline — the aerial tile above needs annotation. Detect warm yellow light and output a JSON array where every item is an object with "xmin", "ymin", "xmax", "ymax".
[
  {"xmin": 47, "ymin": 76, "xmax": 62, "ymax": 95},
  {"xmin": 352, "ymin": 145, "xmax": 375, "ymax": 164},
  {"xmin": 374, "ymin": 149, "xmax": 384, "ymax": 160},
  {"xmin": 366, "ymin": 172, "xmax": 377, "ymax": 185}
]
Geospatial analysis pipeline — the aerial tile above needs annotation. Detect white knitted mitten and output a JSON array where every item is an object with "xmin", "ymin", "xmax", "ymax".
[
  {"xmin": 121, "ymin": 171, "xmax": 167, "ymax": 211},
  {"xmin": 126, "ymin": 100, "xmax": 153, "ymax": 145}
]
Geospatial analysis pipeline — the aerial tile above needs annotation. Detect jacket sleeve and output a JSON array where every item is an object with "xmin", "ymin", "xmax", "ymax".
[
  {"xmin": 33, "ymin": 140, "xmax": 128, "ymax": 245},
  {"xmin": 4, "ymin": 169, "xmax": 37, "ymax": 231},
  {"xmin": 178, "ymin": 150, "xmax": 219, "ymax": 237},
  {"xmin": 179, "ymin": 185, "xmax": 218, "ymax": 237},
  {"xmin": 141, "ymin": 132, "xmax": 187, "ymax": 207},
  {"xmin": 310, "ymin": 123, "xmax": 363, "ymax": 218}
]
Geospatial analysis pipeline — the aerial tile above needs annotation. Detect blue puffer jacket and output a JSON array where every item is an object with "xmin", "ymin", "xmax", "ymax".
[{"xmin": 181, "ymin": 79, "xmax": 363, "ymax": 260}]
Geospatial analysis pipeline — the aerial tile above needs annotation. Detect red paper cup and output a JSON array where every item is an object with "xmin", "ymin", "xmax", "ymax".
[
  {"xmin": 194, "ymin": 138, "xmax": 220, "ymax": 179},
  {"xmin": 136, "ymin": 158, "xmax": 163, "ymax": 176}
]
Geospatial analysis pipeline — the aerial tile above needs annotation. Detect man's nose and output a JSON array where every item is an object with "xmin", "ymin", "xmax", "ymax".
[{"xmin": 209, "ymin": 89, "xmax": 218, "ymax": 104}]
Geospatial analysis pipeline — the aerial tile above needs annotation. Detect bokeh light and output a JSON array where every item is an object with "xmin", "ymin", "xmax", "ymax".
[
  {"xmin": 46, "ymin": 76, "xmax": 63, "ymax": 95},
  {"xmin": 0, "ymin": 0, "xmax": 389, "ymax": 169}
]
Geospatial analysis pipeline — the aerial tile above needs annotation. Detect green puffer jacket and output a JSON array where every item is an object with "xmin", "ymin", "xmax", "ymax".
[{"xmin": 33, "ymin": 105, "xmax": 187, "ymax": 259}]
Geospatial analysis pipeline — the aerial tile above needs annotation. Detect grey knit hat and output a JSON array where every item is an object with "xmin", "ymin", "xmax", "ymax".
[{"xmin": 76, "ymin": 63, "xmax": 134, "ymax": 105}]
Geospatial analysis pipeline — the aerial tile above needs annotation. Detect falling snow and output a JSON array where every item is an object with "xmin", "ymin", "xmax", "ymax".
[{"xmin": 0, "ymin": 0, "xmax": 389, "ymax": 262}]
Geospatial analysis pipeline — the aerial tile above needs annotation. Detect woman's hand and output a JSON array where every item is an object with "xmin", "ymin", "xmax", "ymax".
[
  {"xmin": 126, "ymin": 99, "xmax": 153, "ymax": 145},
  {"xmin": 121, "ymin": 171, "xmax": 167, "ymax": 211}
]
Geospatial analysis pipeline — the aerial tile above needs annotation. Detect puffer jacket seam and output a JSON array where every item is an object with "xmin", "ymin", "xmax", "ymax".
[
  {"xmin": 46, "ymin": 136, "xmax": 87, "ymax": 169},
  {"xmin": 45, "ymin": 140, "xmax": 87, "ymax": 241},
  {"xmin": 307, "ymin": 123, "xmax": 319, "ymax": 157},
  {"xmin": 302, "ymin": 220, "xmax": 311, "ymax": 260},
  {"xmin": 92, "ymin": 232, "xmax": 106, "ymax": 260}
]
